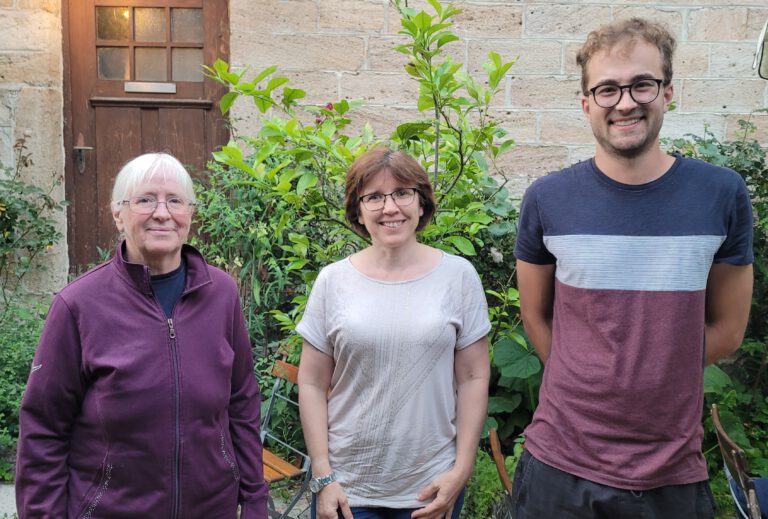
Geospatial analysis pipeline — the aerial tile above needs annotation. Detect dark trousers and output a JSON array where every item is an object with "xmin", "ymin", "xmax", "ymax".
[
  {"xmin": 311, "ymin": 489, "xmax": 465, "ymax": 519},
  {"xmin": 512, "ymin": 450, "xmax": 716, "ymax": 519}
]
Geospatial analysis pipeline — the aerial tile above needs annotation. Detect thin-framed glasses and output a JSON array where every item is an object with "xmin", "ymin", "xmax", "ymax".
[
  {"xmin": 588, "ymin": 78, "xmax": 664, "ymax": 108},
  {"xmin": 359, "ymin": 188, "xmax": 419, "ymax": 211},
  {"xmin": 120, "ymin": 195, "xmax": 196, "ymax": 215}
]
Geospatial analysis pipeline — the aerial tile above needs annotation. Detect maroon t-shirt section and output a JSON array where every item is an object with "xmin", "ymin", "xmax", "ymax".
[{"xmin": 528, "ymin": 282, "xmax": 708, "ymax": 489}]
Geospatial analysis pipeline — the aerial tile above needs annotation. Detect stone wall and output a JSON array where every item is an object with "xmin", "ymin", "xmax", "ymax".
[
  {"xmin": 230, "ymin": 0, "xmax": 768, "ymax": 190},
  {"xmin": 0, "ymin": 0, "xmax": 67, "ymax": 295}
]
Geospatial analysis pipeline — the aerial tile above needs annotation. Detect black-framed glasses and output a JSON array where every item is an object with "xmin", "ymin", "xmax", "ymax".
[
  {"xmin": 359, "ymin": 187, "xmax": 419, "ymax": 211},
  {"xmin": 588, "ymin": 78, "xmax": 664, "ymax": 108},
  {"xmin": 120, "ymin": 195, "xmax": 196, "ymax": 215}
]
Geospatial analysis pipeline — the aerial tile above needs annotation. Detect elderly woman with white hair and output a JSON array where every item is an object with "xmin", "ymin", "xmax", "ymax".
[{"xmin": 15, "ymin": 153, "xmax": 268, "ymax": 518}]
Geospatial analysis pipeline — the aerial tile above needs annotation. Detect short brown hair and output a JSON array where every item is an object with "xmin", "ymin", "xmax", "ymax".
[
  {"xmin": 576, "ymin": 17, "xmax": 676, "ymax": 95},
  {"xmin": 345, "ymin": 147, "xmax": 436, "ymax": 238}
]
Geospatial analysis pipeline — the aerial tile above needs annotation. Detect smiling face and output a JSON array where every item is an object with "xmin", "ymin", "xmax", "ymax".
[
  {"xmin": 581, "ymin": 39, "xmax": 674, "ymax": 160},
  {"xmin": 112, "ymin": 175, "xmax": 192, "ymax": 274},
  {"xmin": 357, "ymin": 169, "xmax": 424, "ymax": 250}
]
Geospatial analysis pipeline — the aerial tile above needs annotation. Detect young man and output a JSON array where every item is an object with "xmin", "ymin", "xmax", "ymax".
[{"xmin": 513, "ymin": 18, "xmax": 754, "ymax": 518}]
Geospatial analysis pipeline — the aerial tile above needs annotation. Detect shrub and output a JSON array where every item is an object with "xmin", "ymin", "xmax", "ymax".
[
  {"xmin": 0, "ymin": 303, "xmax": 44, "ymax": 481},
  {"xmin": 199, "ymin": 0, "xmax": 538, "ymax": 448},
  {"xmin": 0, "ymin": 137, "xmax": 66, "ymax": 313}
]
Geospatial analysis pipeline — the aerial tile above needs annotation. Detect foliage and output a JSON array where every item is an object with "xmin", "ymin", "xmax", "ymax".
[
  {"xmin": 668, "ymin": 115, "xmax": 768, "ymax": 509},
  {"xmin": 0, "ymin": 137, "xmax": 66, "ymax": 313},
  {"xmin": 198, "ymin": 0, "xmax": 539, "ymax": 449},
  {"xmin": 191, "ymin": 162, "xmax": 296, "ymax": 354},
  {"xmin": 0, "ymin": 302, "xmax": 44, "ymax": 482},
  {"xmin": 462, "ymin": 449, "xmax": 504, "ymax": 519}
]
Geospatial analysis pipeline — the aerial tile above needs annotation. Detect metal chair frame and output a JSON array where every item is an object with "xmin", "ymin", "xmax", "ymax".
[{"xmin": 261, "ymin": 359, "xmax": 311, "ymax": 519}]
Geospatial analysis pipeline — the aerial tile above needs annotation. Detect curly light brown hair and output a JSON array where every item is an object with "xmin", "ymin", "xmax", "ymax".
[
  {"xmin": 576, "ymin": 17, "xmax": 676, "ymax": 95},
  {"xmin": 345, "ymin": 147, "xmax": 436, "ymax": 238}
]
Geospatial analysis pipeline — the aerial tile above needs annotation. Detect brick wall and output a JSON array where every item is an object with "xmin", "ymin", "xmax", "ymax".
[
  {"xmin": 230, "ymin": 0, "xmax": 768, "ymax": 190},
  {"xmin": 0, "ymin": 0, "xmax": 67, "ymax": 293}
]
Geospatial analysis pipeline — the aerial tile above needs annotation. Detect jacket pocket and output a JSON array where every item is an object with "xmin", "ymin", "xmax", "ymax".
[
  {"xmin": 219, "ymin": 427, "xmax": 241, "ymax": 482},
  {"xmin": 76, "ymin": 459, "xmax": 114, "ymax": 519}
]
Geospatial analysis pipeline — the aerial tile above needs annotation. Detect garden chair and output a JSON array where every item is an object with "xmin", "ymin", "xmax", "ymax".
[
  {"xmin": 261, "ymin": 359, "xmax": 311, "ymax": 519},
  {"xmin": 711, "ymin": 404, "xmax": 763, "ymax": 519},
  {"xmin": 489, "ymin": 428, "xmax": 514, "ymax": 519}
]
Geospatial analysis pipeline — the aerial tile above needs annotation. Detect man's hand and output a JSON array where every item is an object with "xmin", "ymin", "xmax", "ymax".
[{"xmin": 411, "ymin": 470, "xmax": 465, "ymax": 519}]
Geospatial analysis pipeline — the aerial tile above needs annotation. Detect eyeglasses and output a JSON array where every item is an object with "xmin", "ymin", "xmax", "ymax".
[
  {"xmin": 359, "ymin": 188, "xmax": 419, "ymax": 211},
  {"xmin": 120, "ymin": 196, "xmax": 196, "ymax": 215},
  {"xmin": 588, "ymin": 78, "xmax": 664, "ymax": 108}
]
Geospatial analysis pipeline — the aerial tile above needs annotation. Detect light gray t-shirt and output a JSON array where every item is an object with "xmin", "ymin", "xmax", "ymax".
[{"xmin": 296, "ymin": 253, "xmax": 490, "ymax": 507}]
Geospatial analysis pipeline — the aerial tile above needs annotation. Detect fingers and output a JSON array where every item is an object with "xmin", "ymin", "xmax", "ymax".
[
  {"xmin": 416, "ymin": 481, "xmax": 438, "ymax": 501},
  {"xmin": 338, "ymin": 501, "xmax": 354, "ymax": 519},
  {"xmin": 411, "ymin": 497, "xmax": 450, "ymax": 519}
]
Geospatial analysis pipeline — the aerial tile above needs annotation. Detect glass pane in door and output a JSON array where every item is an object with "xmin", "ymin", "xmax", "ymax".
[
  {"xmin": 172, "ymin": 48, "xmax": 204, "ymax": 81},
  {"xmin": 97, "ymin": 47, "xmax": 130, "ymax": 79},
  {"xmin": 135, "ymin": 48, "xmax": 167, "ymax": 81},
  {"xmin": 96, "ymin": 7, "xmax": 131, "ymax": 41},
  {"xmin": 171, "ymin": 9, "xmax": 203, "ymax": 43},
  {"xmin": 135, "ymin": 8, "xmax": 166, "ymax": 42}
]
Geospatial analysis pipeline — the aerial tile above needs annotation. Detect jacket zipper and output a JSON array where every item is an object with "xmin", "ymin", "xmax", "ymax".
[{"xmin": 168, "ymin": 317, "xmax": 182, "ymax": 519}]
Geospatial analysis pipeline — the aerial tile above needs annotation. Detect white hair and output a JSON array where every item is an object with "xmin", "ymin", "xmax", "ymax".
[{"xmin": 110, "ymin": 153, "xmax": 196, "ymax": 210}]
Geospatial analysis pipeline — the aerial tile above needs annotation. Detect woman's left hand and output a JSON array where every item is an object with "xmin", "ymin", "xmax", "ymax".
[{"xmin": 411, "ymin": 469, "xmax": 466, "ymax": 519}]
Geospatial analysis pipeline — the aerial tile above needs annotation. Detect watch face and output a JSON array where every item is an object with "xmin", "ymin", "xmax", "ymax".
[{"xmin": 309, "ymin": 480, "xmax": 320, "ymax": 493}]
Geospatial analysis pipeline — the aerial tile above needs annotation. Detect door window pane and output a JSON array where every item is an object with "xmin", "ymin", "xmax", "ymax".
[
  {"xmin": 172, "ymin": 48, "xmax": 204, "ymax": 82},
  {"xmin": 171, "ymin": 9, "xmax": 203, "ymax": 43},
  {"xmin": 135, "ymin": 48, "xmax": 167, "ymax": 81},
  {"xmin": 135, "ymin": 8, "xmax": 166, "ymax": 42},
  {"xmin": 96, "ymin": 7, "xmax": 131, "ymax": 41},
  {"xmin": 97, "ymin": 47, "xmax": 130, "ymax": 79}
]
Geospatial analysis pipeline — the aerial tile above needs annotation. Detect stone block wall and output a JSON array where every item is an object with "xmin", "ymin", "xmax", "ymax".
[
  {"xmin": 0, "ymin": 0, "xmax": 67, "ymax": 295},
  {"xmin": 230, "ymin": 0, "xmax": 768, "ymax": 189}
]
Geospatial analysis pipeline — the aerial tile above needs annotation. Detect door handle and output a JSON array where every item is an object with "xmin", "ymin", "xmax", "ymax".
[
  {"xmin": 73, "ymin": 146, "xmax": 94, "ymax": 174},
  {"xmin": 73, "ymin": 133, "xmax": 93, "ymax": 174}
]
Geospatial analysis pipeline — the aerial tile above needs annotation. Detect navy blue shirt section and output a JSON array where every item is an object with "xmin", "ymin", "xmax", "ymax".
[
  {"xmin": 151, "ymin": 260, "xmax": 186, "ymax": 317},
  {"xmin": 514, "ymin": 155, "xmax": 754, "ymax": 266}
]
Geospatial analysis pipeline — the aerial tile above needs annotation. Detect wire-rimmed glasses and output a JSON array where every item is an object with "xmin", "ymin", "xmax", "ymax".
[
  {"xmin": 588, "ymin": 78, "xmax": 664, "ymax": 108},
  {"xmin": 359, "ymin": 188, "xmax": 419, "ymax": 211},
  {"xmin": 120, "ymin": 196, "xmax": 196, "ymax": 215}
]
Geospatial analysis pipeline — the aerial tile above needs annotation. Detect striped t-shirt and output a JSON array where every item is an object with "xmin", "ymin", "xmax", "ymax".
[{"xmin": 514, "ymin": 155, "xmax": 753, "ymax": 490}]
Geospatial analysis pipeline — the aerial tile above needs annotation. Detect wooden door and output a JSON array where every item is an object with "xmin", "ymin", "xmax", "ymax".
[{"xmin": 63, "ymin": 0, "xmax": 229, "ymax": 273}]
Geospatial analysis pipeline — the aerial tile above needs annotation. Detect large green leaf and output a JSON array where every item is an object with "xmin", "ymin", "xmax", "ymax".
[
  {"xmin": 704, "ymin": 364, "xmax": 732, "ymax": 394},
  {"xmin": 494, "ymin": 337, "xmax": 541, "ymax": 379},
  {"xmin": 445, "ymin": 235, "xmax": 475, "ymax": 256},
  {"xmin": 488, "ymin": 393, "xmax": 522, "ymax": 414}
]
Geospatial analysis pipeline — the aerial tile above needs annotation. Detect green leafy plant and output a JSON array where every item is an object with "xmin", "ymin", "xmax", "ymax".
[
  {"xmin": 0, "ymin": 302, "xmax": 45, "ymax": 481},
  {"xmin": 462, "ymin": 449, "xmax": 504, "ymax": 519},
  {"xmin": 0, "ymin": 137, "xmax": 66, "ymax": 314}
]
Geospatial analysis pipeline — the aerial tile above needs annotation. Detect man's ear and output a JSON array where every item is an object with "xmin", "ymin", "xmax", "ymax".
[
  {"xmin": 581, "ymin": 95, "xmax": 590, "ymax": 116},
  {"xmin": 663, "ymin": 82, "xmax": 674, "ymax": 112}
]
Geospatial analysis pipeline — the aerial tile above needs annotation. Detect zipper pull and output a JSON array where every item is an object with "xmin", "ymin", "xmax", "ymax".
[{"xmin": 167, "ymin": 318, "xmax": 176, "ymax": 339}]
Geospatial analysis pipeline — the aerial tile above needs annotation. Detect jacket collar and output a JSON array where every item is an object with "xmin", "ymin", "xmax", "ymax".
[{"xmin": 112, "ymin": 241, "xmax": 212, "ymax": 296}]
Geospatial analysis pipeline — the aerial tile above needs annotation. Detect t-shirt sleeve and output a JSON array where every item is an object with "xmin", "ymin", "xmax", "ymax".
[
  {"xmin": 295, "ymin": 268, "xmax": 333, "ymax": 355},
  {"xmin": 714, "ymin": 175, "xmax": 754, "ymax": 265},
  {"xmin": 456, "ymin": 261, "xmax": 491, "ymax": 350},
  {"xmin": 514, "ymin": 182, "xmax": 556, "ymax": 265}
]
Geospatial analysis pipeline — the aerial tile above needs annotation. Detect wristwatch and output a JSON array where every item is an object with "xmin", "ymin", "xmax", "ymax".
[{"xmin": 309, "ymin": 472, "xmax": 336, "ymax": 493}]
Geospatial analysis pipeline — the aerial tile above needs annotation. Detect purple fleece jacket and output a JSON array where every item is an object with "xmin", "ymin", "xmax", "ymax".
[{"xmin": 16, "ymin": 243, "xmax": 268, "ymax": 518}]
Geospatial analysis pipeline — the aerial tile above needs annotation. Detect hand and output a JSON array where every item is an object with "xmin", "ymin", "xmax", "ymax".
[
  {"xmin": 411, "ymin": 470, "xmax": 466, "ymax": 519},
  {"xmin": 315, "ymin": 482, "xmax": 353, "ymax": 519}
]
